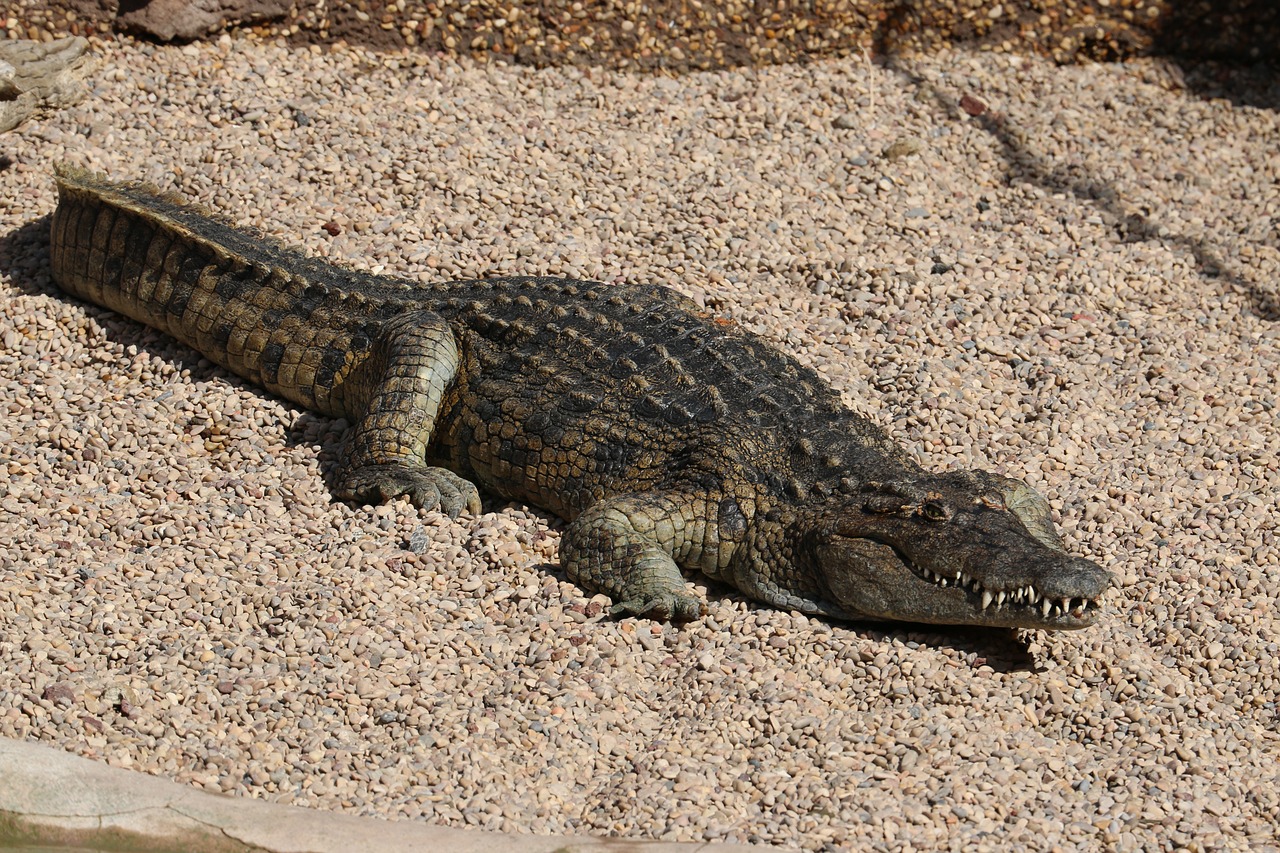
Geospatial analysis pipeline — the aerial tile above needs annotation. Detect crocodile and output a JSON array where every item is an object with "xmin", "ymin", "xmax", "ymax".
[{"xmin": 46, "ymin": 164, "xmax": 1112, "ymax": 628}]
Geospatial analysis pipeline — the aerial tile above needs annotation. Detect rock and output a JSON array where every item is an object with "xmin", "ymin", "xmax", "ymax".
[
  {"xmin": 41, "ymin": 683, "xmax": 76, "ymax": 706},
  {"xmin": 116, "ymin": 0, "xmax": 291, "ymax": 42},
  {"xmin": 959, "ymin": 94, "xmax": 987, "ymax": 116},
  {"xmin": 0, "ymin": 37, "xmax": 92, "ymax": 134},
  {"xmin": 882, "ymin": 136, "xmax": 924, "ymax": 161}
]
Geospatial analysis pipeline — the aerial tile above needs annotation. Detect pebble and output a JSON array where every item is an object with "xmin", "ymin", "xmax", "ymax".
[{"xmin": 0, "ymin": 37, "xmax": 1277, "ymax": 851}]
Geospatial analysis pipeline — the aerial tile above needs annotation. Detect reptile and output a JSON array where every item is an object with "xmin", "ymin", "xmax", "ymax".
[{"xmin": 46, "ymin": 164, "xmax": 1112, "ymax": 628}]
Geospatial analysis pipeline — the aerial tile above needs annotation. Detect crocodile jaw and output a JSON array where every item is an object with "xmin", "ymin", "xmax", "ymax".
[{"xmin": 814, "ymin": 535, "xmax": 1111, "ymax": 630}]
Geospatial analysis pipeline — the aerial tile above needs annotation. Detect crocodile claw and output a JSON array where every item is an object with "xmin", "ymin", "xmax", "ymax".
[
  {"xmin": 610, "ymin": 592, "xmax": 706, "ymax": 622},
  {"xmin": 339, "ymin": 462, "xmax": 482, "ymax": 517}
]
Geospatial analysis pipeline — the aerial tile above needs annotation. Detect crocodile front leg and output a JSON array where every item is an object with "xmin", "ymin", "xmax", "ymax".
[
  {"xmin": 560, "ymin": 492, "xmax": 710, "ymax": 621},
  {"xmin": 337, "ymin": 311, "xmax": 481, "ymax": 517}
]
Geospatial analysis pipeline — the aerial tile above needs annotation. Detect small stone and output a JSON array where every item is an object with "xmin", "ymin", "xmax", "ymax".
[
  {"xmin": 882, "ymin": 136, "xmax": 923, "ymax": 160},
  {"xmin": 959, "ymin": 94, "xmax": 987, "ymax": 116},
  {"xmin": 42, "ymin": 683, "xmax": 75, "ymax": 705}
]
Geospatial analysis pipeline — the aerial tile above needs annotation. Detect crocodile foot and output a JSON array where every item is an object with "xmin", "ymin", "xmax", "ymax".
[
  {"xmin": 339, "ymin": 463, "xmax": 481, "ymax": 517},
  {"xmin": 609, "ymin": 591, "xmax": 706, "ymax": 622}
]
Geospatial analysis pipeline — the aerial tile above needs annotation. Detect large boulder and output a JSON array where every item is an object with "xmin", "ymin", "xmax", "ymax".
[{"xmin": 114, "ymin": 0, "xmax": 292, "ymax": 42}]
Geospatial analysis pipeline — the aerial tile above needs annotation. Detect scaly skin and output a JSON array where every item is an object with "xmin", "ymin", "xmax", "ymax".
[{"xmin": 46, "ymin": 164, "xmax": 1112, "ymax": 628}]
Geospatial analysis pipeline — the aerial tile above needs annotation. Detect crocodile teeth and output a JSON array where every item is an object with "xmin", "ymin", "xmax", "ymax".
[{"xmin": 916, "ymin": 569, "xmax": 1099, "ymax": 620}]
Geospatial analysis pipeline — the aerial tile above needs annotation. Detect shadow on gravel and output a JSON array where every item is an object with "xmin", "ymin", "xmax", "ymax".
[
  {"xmin": 845, "ymin": 621, "xmax": 1037, "ymax": 672},
  {"xmin": 0, "ymin": 218, "xmax": 365, "ymax": 501},
  {"xmin": 0, "ymin": 216, "xmax": 256, "ymax": 379},
  {"xmin": 872, "ymin": 0, "xmax": 1279, "ymax": 111},
  {"xmin": 1174, "ymin": 62, "xmax": 1280, "ymax": 113},
  {"xmin": 966, "ymin": 107, "xmax": 1280, "ymax": 322},
  {"xmin": 1151, "ymin": 0, "xmax": 1280, "ymax": 110},
  {"xmin": 870, "ymin": 43, "xmax": 1280, "ymax": 322},
  {"xmin": 0, "ymin": 216, "xmax": 57, "ymax": 298}
]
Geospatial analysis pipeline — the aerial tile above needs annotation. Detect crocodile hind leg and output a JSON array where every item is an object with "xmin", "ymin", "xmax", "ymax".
[
  {"xmin": 337, "ymin": 311, "xmax": 481, "ymax": 517},
  {"xmin": 560, "ymin": 492, "xmax": 706, "ymax": 621}
]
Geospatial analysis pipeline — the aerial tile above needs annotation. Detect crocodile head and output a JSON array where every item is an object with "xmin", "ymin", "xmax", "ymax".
[{"xmin": 804, "ymin": 470, "xmax": 1112, "ymax": 629}]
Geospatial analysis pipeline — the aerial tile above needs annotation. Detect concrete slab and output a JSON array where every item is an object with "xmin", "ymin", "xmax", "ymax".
[{"xmin": 0, "ymin": 738, "xmax": 767, "ymax": 852}]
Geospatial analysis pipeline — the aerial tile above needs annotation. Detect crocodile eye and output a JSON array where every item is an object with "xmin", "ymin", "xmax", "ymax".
[{"xmin": 920, "ymin": 502, "xmax": 950, "ymax": 522}]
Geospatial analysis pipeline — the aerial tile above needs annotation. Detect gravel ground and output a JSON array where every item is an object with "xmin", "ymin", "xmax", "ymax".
[{"xmin": 2, "ymin": 35, "xmax": 1279, "ymax": 850}]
